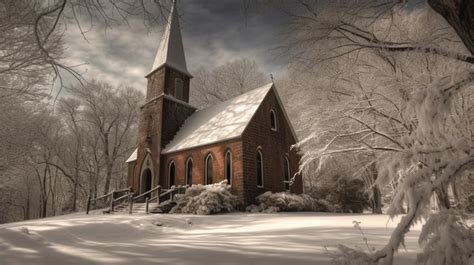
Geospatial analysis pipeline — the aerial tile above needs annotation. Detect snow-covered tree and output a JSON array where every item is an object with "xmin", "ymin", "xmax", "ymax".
[{"xmin": 259, "ymin": 1, "xmax": 474, "ymax": 264}]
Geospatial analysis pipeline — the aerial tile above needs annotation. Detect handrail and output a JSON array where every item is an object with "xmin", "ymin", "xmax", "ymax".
[
  {"xmin": 132, "ymin": 185, "xmax": 161, "ymax": 201},
  {"xmin": 115, "ymin": 187, "xmax": 132, "ymax": 193},
  {"xmin": 114, "ymin": 193, "xmax": 131, "ymax": 202},
  {"xmin": 92, "ymin": 191, "xmax": 114, "ymax": 202},
  {"xmin": 85, "ymin": 185, "xmax": 188, "ymax": 215},
  {"xmin": 86, "ymin": 186, "xmax": 132, "ymax": 214}
]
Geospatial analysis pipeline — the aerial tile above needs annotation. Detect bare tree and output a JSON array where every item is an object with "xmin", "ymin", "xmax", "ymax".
[
  {"xmin": 67, "ymin": 81, "xmax": 141, "ymax": 194},
  {"xmin": 191, "ymin": 58, "xmax": 267, "ymax": 108}
]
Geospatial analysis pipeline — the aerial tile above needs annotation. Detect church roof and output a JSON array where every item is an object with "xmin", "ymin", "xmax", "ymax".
[
  {"xmin": 162, "ymin": 83, "xmax": 275, "ymax": 154},
  {"xmin": 125, "ymin": 148, "xmax": 137, "ymax": 163},
  {"xmin": 147, "ymin": 0, "xmax": 191, "ymax": 77}
]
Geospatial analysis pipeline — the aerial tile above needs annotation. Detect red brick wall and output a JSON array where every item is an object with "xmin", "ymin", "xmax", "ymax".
[
  {"xmin": 164, "ymin": 67, "xmax": 191, "ymax": 102},
  {"xmin": 132, "ymin": 96, "xmax": 163, "ymax": 193},
  {"xmin": 242, "ymin": 88, "xmax": 303, "ymax": 204},
  {"xmin": 129, "ymin": 66, "xmax": 194, "ymax": 193},
  {"xmin": 161, "ymin": 139, "xmax": 245, "ymax": 200},
  {"xmin": 146, "ymin": 68, "xmax": 165, "ymax": 100},
  {"xmin": 161, "ymin": 99, "xmax": 195, "ymax": 148},
  {"xmin": 146, "ymin": 66, "xmax": 190, "ymax": 102}
]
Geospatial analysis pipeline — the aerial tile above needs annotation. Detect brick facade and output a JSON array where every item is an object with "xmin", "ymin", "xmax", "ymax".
[
  {"xmin": 241, "ymin": 89, "xmax": 302, "ymax": 204},
  {"xmin": 128, "ymin": 64, "xmax": 302, "ymax": 207},
  {"xmin": 161, "ymin": 139, "xmax": 245, "ymax": 201},
  {"xmin": 128, "ymin": 66, "xmax": 195, "ymax": 194}
]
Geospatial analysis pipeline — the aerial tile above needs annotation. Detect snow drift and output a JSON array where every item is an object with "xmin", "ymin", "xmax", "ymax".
[
  {"xmin": 246, "ymin": 191, "xmax": 331, "ymax": 213},
  {"xmin": 170, "ymin": 180, "xmax": 239, "ymax": 215}
]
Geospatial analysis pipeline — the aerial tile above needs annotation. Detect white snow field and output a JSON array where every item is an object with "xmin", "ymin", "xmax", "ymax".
[{"xmin": 0, "ymin": 212, "xmax": 423, "ymax": 265}]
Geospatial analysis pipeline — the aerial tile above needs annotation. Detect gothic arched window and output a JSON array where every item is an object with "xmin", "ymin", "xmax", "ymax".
[
  {"xmin": 205, "ymin": 154, "xmax": 213, "ymax": 185},
  {"xmin": 270, "ymin": 109, "xmax": 277, "ymax": 131},
  {"xmin": 186, "ymin": 157, "xmax": 193, "ymax": 186},
  {"xmin": 256, "ymin": 149, "xmax": 264, "ymax": 187},
  {"xmin": 225, "ymin": 150, "xmax": 232, "ymax": 185},
  {"xmin": 168, "ymin": 161, "xmax": 176, "ymax": 189}
]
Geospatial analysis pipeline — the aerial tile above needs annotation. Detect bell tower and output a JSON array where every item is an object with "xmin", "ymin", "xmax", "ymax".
[{"xmin": 130, "ymin": 0, "xmax": 196, "ymax": 194}]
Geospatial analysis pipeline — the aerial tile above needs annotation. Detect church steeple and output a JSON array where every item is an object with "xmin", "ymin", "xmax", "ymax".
[{"xmin": 148, "ymin": 0, "xmax": 191, "ymax": 77}]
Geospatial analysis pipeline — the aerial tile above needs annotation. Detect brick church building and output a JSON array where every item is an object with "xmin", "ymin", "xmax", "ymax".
[{"xmin": 126, "ymin": 1, "xmax": 302, "ymax": 205}]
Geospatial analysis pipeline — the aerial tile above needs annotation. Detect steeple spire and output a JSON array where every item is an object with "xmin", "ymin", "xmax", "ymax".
[{"xmin": 148, "ymin": 0, "xmax": 191, "ymax": 77}]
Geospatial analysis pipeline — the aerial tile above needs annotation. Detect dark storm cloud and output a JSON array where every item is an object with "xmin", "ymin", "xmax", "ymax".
[{"xmin": 62, "ymin": 0, "xmax": 289, "ymax": 92}]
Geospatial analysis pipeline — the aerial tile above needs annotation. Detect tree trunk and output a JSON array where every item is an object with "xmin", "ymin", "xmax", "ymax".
[
  {"xmin": 428, "ymin": 0, "xmax": 474, "ymax": 54},
  {"xmin": 435, "ymin": 183, "xmax": 451, "ymax": 209},
  {"xmin": 372, "ymin": 185, "xmax": 383, "ymax": 214},
  {"xmin": 370, "ymin": 162, "xmax": 383, "ymax": 214}
]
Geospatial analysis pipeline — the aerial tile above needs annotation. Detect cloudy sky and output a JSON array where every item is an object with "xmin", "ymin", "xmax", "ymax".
[{"xmin": 62, "ymin": 0, "xmax": 290, "ymax": 93}]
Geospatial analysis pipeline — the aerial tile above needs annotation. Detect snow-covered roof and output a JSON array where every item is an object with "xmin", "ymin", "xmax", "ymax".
[
  {"xmin": 126, "ymin": 148, "xmax": 137, "ymax": 163},
  {"xmin": 148, "ymin": 0, "xmax": 191, "ymax": 77},
  {"xmin": 162, "ymin": 83, "xmax": 274, "ymax": 154}
]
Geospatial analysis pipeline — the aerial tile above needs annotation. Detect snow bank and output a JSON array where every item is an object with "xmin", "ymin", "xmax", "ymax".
[
  {"xmin": 246, "ymin": 191, "xmax": 331, "ymax": 213},
  {"xmin": 170, "ymin": 180, "xmax": 239, "ymax": 215},
  {"xmin": 0, "ymin": 212, "xmax": 424, "ymax": 265}
]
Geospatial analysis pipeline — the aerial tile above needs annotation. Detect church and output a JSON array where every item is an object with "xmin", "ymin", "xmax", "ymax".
[{"xmin": 126, "ymin": 1, "xmax": 302, "ymax": 205}]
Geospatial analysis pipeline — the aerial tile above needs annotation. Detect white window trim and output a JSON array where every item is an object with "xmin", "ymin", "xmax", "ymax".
[
  {"xmin": 205, "ymin": 154, "xmax": 213, "ymax": 185},
  {"xmin": 225, "ymin": 150, "xmax": 232, "ymax": 186},
  {"xmin": 270, "ymin": 109, "xmax": 277, "ymax": 131},
  {"xmin": 185, "ymin": 157, "xmax": 193, "ymax": 186},
  {"xmin": 257, "ymin": 149, "xmax": 264, "ymax": 188},
  {"xmin": 168, "ymin": 160, "xmax": 176, "ymax": 189}
]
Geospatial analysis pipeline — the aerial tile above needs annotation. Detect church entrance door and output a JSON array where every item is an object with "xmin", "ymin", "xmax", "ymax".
[{"xmin": 141, "ymin": 168, "xmax": 152, "ymax": 199}]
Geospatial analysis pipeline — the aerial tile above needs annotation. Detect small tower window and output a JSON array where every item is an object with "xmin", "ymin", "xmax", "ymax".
[
  {"xmin": 168, "ymin": 160, "xmax": 176, "ymax": 189},
  {"xmin": 270, "ymin": 109, "xmax": 277, "ymax": 131},
  {"xmin": 175, "ymin": 78, "xmax": 184, "ymax": 100},
  {"xmin": 186, "ymin": 157, "xmax": 193, "ymax": 186},
  {"xmin": 205, "ymin": 154, "xmax": 213, "ymax": 185},
  {"xmin": 257, "ymin": 149, "xmax": 264, "ymax": 187},
  {"xmin": 225, "ymin": 150, "xmax": 232, "ymax": 186}
]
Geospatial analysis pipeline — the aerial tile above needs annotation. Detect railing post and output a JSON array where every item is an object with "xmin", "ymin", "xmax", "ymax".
[
  {"xmin": 145, "ymin": 197, "xmax": 149, "ymax": 214},
  {"xmin": 157, "ymin": 186, "xmax": 161, "ymax": 204},
  {"xmin": 129, "ymin": 195, "xmax": 133, "ymax": 215},
  {"xmin": 86, "ymin": 195, "xmax": 91, "ymax": 215}
]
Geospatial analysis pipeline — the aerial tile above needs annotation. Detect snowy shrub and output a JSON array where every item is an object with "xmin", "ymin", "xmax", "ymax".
[
  {"xmin": 417, "ymin": 209, "xmax": 474, "ymax": 265},
  {"xmin": 170, "ymin": 180, "xmax": 239, "ymax": 215},
  {"xmin": 309, "ymin": 175, "xmax": 370, "ymax": 213},
  {"xmin": 246, "ymin": 191, "xmax": 331, "ymax": 213}
]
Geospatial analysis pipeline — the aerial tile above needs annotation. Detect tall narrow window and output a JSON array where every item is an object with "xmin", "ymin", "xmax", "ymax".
[
  {"xmin": 186, "ymin": 158, "xmax": 193, "ymax": 186},
  {"xmin": 225, "ymin": 150, "xmax": 232, "ymax": 185},
  {"xmin": 168, "ymin": 161, "xmax": 176, "ymax": 189},
  {"xmin": 284, "ymin": 156, "xmax": 290, "ymax": 191},
  {"xmin": 270, "ymin": 109, "xmax": 277, "ymax": 131},
  {"xmin": 205, "ymin": 154, "xmax": 213, "ymax": 185},
  {"xmin": 257, "ymin": 150, "xmax": 264, "ymax": 187},
  {"xmin": 175, "ymin": 78, "xmax": 184, "ymax": 100}
]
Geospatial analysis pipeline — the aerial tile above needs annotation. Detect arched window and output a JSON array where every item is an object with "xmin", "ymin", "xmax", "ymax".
[
  {"xmin": 205, "ymin": 154, "xmax": 213, "ymax": 185},
  {"xmin": 175, "ymin": 78, "xmax": 184, "ymax": 100},
  {"xmin": 186, "ymin": 157, "xmax": 193, "ymax": 186},
  {"xmin": 168, "ymin": 161, "xmax": 176, "ymax": 189},
  {"xmin": 225, "ymin": 150, "xmax": 232, "ymax": 185},
  {"xmin": 256, "ymin": 149, "xmax": 264, "ymax": 187},
  {"xmin": 284, "ymin": 156, "xmax": 290, "ymax": 191},
  {"xmin": 270, "ymin": 109, "xmax": 277, "ymax": 131}
]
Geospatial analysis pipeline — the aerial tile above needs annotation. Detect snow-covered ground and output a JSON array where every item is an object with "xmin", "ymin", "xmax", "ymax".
[{"xmin": 0, "ymin": 212, "xmax": 423, "ymax": 265}]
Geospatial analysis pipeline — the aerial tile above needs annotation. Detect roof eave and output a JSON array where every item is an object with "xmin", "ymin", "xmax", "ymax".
[{"xmin": 145, "ymin": 63, "xmax": 193, "ymax": 78}]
